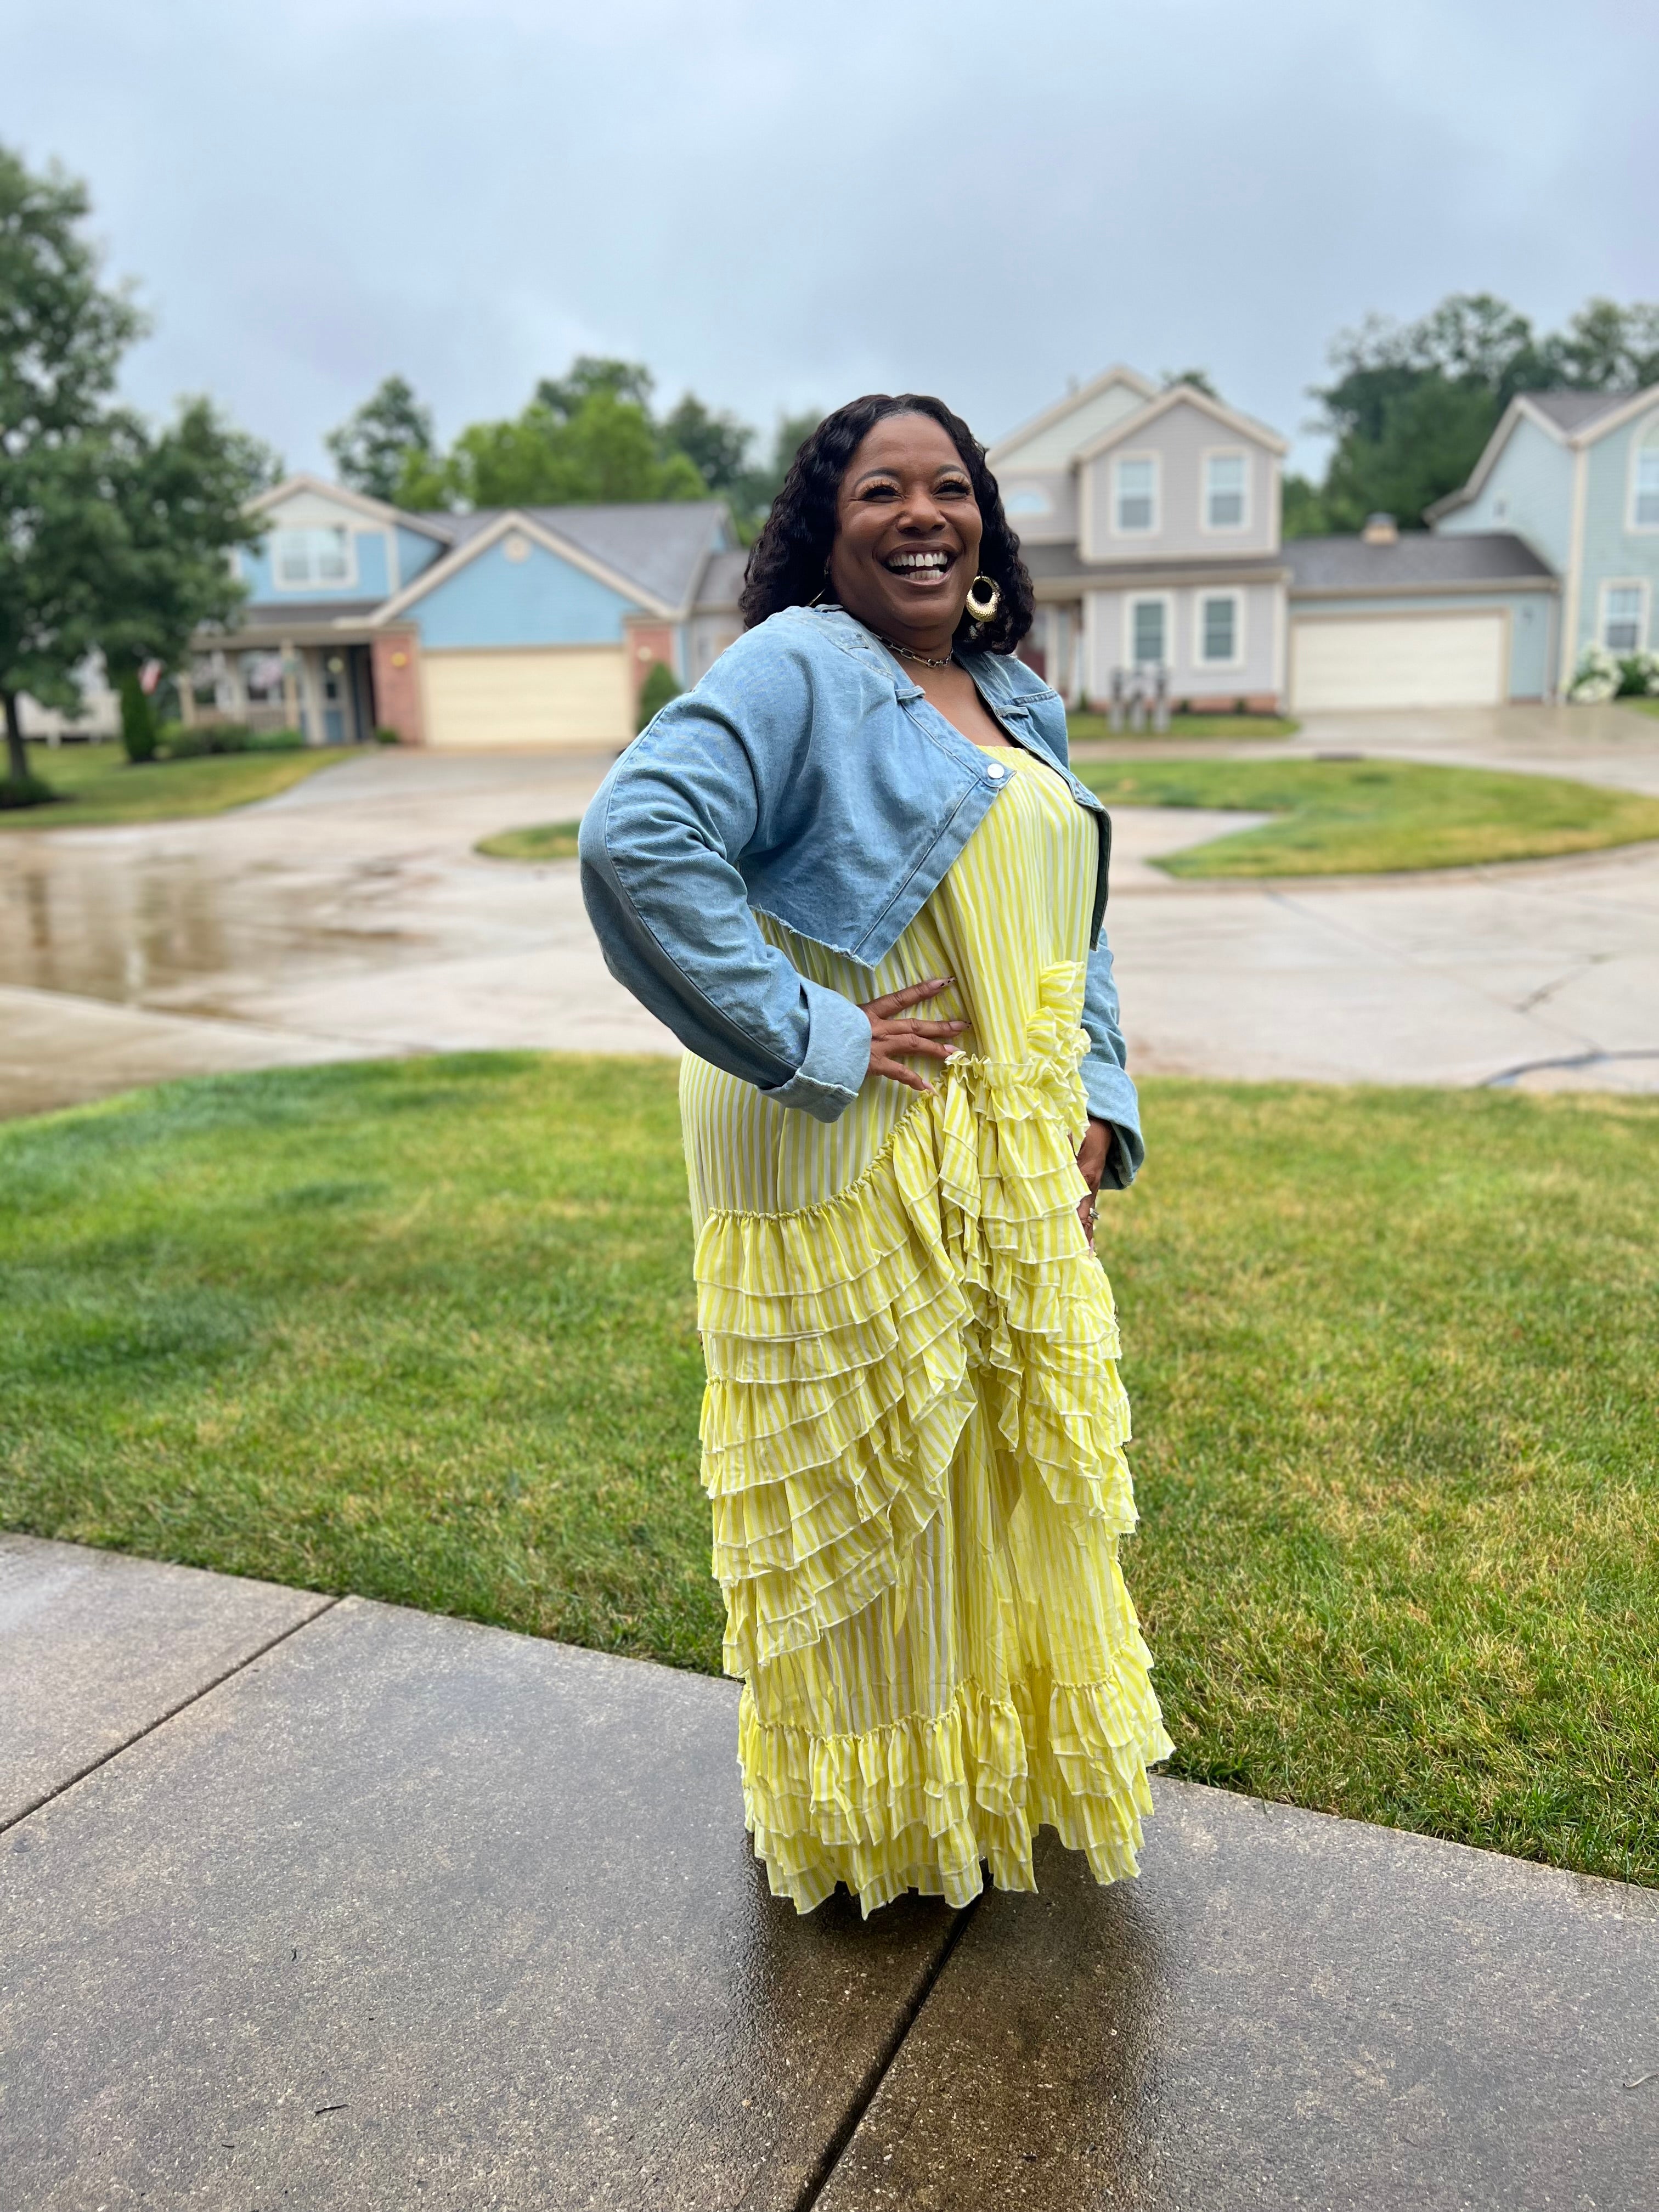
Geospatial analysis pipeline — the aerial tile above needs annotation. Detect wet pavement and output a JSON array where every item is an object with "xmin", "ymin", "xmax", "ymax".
[
  {"xmin": 6, "ymin": 1532, "xmax": 1656, "ymax": 2211},
  {"xmin": 2, "ymin": 706, "xmax": 1657, "ymax": 1118}
]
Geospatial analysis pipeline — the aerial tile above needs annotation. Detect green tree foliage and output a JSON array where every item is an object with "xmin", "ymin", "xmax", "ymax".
[
  {"xmin": 1296, "ymin": 291, "xmax": 1659, "ymax": 534},
  {"xmin": 375, "ymin": 354, "xmax": 819, "ymax": 533},
  {"xmin": 1160, "ymin": 367, "xmax": 1221, "ymax": 398},
  {"xmin": 660, "ymin": 392, "xmax": 753, "ymax": 494},
  {"xmin": 325, "ymin": 374, "xmax": 435, "ymax": 504},
  {"xmin": 635, "ymin": 658, "xmax": 682, "ymax": 732},
  {"xmin": 0, "ymin": 146, "xmax": 272, "ymax": 795}
]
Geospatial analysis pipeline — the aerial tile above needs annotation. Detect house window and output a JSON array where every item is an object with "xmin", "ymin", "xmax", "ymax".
[
  {"xmin": 272, "ymin": 526, "xmax": 352, "ymax": 589},
  {"xmin": 1204, "ymin": 452, "xmax": 1248, "ymax": 530},
  {"xmin": 1635, "ymin": 449, "xmax": 1659, "ymax": 530},
  {"xmin": 1114, "ymin": 456, "xmax": 1158, "ymax": 533},
  {"xmin": 1199, "ymin": 594, "xmax": 1239, "ymax": 664},
  {"xmin": 1601, "ymin": 583, "xmax": 1646, "ymax": 653},
  {"xmin": 1129, "ymin": 597, "xmax": 1167, "ymax": 665}
]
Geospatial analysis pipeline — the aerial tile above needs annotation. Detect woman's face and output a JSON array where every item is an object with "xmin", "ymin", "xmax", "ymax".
[{"xmin": 827, "ymin": 412, "xmax": 984, "ymax": 644}]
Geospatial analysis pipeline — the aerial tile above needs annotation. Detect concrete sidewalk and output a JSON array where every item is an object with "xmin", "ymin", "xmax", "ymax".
[{"xmin": 4, "ymin": 1533, "xmax": 1655, "ymax": 2209}]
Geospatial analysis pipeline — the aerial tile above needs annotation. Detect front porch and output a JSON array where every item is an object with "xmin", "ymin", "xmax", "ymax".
[{"xmin": 188, "ymin": 607, "xmax": 381, "ymax": 746}]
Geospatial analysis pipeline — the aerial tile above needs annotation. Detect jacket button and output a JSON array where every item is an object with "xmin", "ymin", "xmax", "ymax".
[{"xmin": 986, "ymin": 760, "xmax": 1006, "ymax": 780}]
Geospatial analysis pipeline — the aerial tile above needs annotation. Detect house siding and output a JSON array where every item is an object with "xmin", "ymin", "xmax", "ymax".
[
  {"xmin": 1084, "ymin": 579, "xmax": 1281, "ymax": 703},
  {"xmin": 395, "ymin": 525, "xmax": 447, "ymax": 591},
  {"xmin": 1079, "ymin": 398, "xmax": 1279, "ymax": 565},
  {"xmin": 1575, "ymin": 401, "xmax": 1659, "ymax": 655},
  {"xmin": 409, "ymin": 536, "xmax": 640, "ymax": 650},
  {"xmin": 1437, "ymin": 414, "xmax": 1575, "ymax": 574}
]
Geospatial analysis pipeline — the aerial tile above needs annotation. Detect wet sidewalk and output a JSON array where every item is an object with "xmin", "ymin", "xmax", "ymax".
[
  {"xmin": 5, "ymin": 1531, "xmax": 1655, "ymax": 2210},
  {"xmin": 5, "ymin": 708, "xmax": 1659, "ymax": 1121}
]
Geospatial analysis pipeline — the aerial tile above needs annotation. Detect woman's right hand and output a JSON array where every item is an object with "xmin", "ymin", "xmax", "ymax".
[{"xmin": 860, "ymin": 977, "xmax": 967, "ymax": 1094}]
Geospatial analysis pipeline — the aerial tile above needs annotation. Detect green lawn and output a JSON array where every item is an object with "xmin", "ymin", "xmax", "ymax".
[
  {"xmin": 475, "ymin": 820, "xmax": 582, "ymax": 862},
  {"xmin": 1, "ymin": 741, "xmax": 349, "ymax": 828},
  {"xmin": 1068, "ymin": 710, "xmax": 1298, "ymax": 742},
  {"xmin": 3, "ymin": 1056, "xmax": 1655, "ymax": 1885},
  {"xmin": 1623, "ymin": 697, "xmax": 1659, "ymax": 721},
  {"xmin": 1078, "ymin": 757, "xmax": 1659, "ymax": 876}
]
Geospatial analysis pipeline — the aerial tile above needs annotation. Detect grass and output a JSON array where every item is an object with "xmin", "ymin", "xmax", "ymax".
[
  {"xmin": 1068, "ymin": 709, "xmax": 1299, "ymax": 742},
  {"xmin": 475, "ymin": 820, "xmax": 583, "ymax": 862},
  {"xmin": 0, "ymin": 741, "xmax": 348, "ymax": 828},
  {"xmin": 1076, "ymin": 756, "xmax": 1659, "ymax": 876},
  {"xmin": 2, "ymin": 1054, "xmax": 1656, "ymax": 1886},
  {"xmin": 1623, "ymin": 697, "xmax": 1659, "ymax": 720}
]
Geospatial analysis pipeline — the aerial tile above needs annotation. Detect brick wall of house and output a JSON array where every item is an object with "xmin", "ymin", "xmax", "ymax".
[
  {"xmin": 623, "ymin": 619, "xmax": 678, "ymax": 704},
  {"xmin": 370, "ymin": 630, "xmax": 424, "ymax": 744}
]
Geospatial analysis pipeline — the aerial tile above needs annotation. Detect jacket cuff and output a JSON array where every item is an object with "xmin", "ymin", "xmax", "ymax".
[
  {"xmin": 1082, "ymin": 1053, "xmax": 1145, "ymax": 1188},
  {"xmin": 758, "ymin": 981, "xmax": 872, "ymax": 1122}
]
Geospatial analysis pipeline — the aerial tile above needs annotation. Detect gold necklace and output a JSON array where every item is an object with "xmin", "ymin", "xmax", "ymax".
[{"xmin": 871, "ymin": 628, "xmax": 955, "ymax": 670}]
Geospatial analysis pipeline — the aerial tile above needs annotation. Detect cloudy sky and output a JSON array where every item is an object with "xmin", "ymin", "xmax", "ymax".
[{"xmin": 7, "ymin": 0, "xmax": 1655, "ymax": 479}]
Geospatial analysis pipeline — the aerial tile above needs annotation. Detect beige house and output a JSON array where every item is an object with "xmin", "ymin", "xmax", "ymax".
[{"xmin": 990, "ymin": 366, "xmax": 1290, "ymax": 709}]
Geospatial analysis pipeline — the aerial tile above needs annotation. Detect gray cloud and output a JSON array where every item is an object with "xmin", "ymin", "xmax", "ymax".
[{"xmin": 7, "ymin": 0, "xmax": 1655, "ymax": 476}]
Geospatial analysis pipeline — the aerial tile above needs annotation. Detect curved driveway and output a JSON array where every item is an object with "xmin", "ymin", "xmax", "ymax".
[{"xmin": 2, "ymin": 702, "xmax": 1656, "ymax": 1118}]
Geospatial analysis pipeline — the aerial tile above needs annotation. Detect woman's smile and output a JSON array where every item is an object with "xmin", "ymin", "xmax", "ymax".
[{"xmin": 883, "ymin": 544, "xmax": 957, "ymax": 587}]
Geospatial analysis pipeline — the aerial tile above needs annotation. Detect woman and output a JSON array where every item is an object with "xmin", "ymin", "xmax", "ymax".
[{"xmin": 580, "ymin": 394, "xmax": 1172, "ymax": 1915}]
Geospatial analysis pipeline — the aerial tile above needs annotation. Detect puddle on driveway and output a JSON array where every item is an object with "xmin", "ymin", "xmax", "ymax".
[{"xmin": 0, "ymin": 843, "xmax": 432, "ymax": 1011}]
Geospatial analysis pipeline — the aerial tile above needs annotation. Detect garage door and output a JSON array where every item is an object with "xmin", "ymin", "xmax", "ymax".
[
  {"xmin": 422, "ymin": 646, "xmax": 631, "ymax": 751},
  {"xmin": 1290, "ymin": 614, "xmax": 1506, "ymax": 711}
]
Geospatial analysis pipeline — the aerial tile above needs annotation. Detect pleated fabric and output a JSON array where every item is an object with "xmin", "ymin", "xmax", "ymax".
[{"xmin": 681, "ymin": 746, "xmax": 1173, "ymax": 1915}]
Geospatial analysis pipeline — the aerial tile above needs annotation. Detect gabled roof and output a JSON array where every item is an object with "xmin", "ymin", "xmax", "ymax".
[
  {"xmin": 1073, "ymin": 380, "xmax": 1289, "ymax": 462},
  {"xmin": 1522, "ymin": 391, "xmax": 1638, "ymax": 433},
  {"xmin": 986, "ymin": 366, "xmax": 1159, "ymax": 467},
  {"xmin": 693, "ymin": 547, "xmax": 748, "ymax": 614},
  {"xmin": 1286, "ymin": 531, "xmax": 1555, "ymax": 594},
  {"xmin": 401, "ymin": 500, "xmax": 729, "ymax": 616},
  {"xmin": 248, "ymin": 473, "xmax": 456, "ymax": 542},
  {"xmin": 371, "ymin": 507, "xmax": 686, "ymax": 626},
  {"xmin": 1427, "ymin": 386, "xmax": 1659, "ymax": 519}
]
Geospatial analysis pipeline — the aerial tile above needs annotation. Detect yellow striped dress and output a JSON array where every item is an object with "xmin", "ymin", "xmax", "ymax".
[{"xmin": 681, "ymin": 744, "xmax": 1173, "ymax": 1914}]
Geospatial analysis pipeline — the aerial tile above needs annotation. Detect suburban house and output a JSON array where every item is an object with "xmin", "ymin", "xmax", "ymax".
[
  {"xmin": 184, "ymin": 477, "xmax": 747, "ymax": 750},
  {"xmin": 1426, "ymin": 387, "xmax": 1659, "ymax": 692},
  {"xmin": 993, "ymin": 364, "xmax": 1659, "ymax": 713},
  {"xmin": 990, "ymin": 366, "xmax": 1291, "ymax": 710}
]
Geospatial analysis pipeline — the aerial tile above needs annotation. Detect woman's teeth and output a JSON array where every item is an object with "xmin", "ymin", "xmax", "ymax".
[{"xmin": 886, "ymin": 552, "xmax": 952, "ymax": 574}]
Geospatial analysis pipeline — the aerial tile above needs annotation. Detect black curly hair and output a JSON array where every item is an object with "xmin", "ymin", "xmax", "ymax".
[{"xmin": 738, "ymin": 393, "xmax": 1035, "ymax": 657}]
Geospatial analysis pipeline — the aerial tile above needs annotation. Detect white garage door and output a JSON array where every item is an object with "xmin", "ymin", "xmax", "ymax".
[
  {"xmin": 1290, "ymin": 613, "xmax": 1506, "ymax": 711},
  {"xmin": 422, "ymin": 646, "xmax": 631, "ymax": 751}
]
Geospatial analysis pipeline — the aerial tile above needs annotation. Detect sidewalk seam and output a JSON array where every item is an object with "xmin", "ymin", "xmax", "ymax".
[
  {"xmin": 0, "ymin": 1594, "xmax": 341, "ymax": 1838},
  {"xmin": 791, "ymin": 1893, "xmax": 980, "ymax": 2212}
]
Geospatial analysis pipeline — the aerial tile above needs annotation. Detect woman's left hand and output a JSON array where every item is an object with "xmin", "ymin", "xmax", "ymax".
[{"xmin": 1075, "ymin": 1118, "xmax": 1112, "ymax": 1241}]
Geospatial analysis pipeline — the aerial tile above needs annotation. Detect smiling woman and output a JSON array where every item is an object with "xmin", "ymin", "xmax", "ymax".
[{"xmin": 579, "ymin": 396, "xmax": 1170, "ymax": 1916}]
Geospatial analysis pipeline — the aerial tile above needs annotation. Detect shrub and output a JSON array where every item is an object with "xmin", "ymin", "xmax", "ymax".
[
  {"xmin": 636, "ymin": 659, "xmax": 683, "ymax": 733},
  {"xmin": 0, "ymin": 769, "xmax": 58, "ymax": 809},
  {"xmin": 156, "ymin": 723, "xmax": 306, "ymax": 758},
  {"xmin": 1567, "ymin": 644, "xmax": 1659, "ymax": 702},
  {"xmin": 1233, "ymin": 696, "xmax": 1250, "ymax": 715},
  {"xmin": 374, "ymin": 725, "xmax": 404, "ymax": 746},
  {"xmin": 119, "ymin": 673, "xmax": 159, "ymax": 762}
]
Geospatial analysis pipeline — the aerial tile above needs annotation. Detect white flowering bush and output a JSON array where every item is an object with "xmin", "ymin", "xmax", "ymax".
[
  {"xmin": 1568, "ymin": 644, "xmax": 1659, "ymax": 701},
  {"xmin": 1568, "ymin": 644, "xmax": 1622, "ymax": 702}
]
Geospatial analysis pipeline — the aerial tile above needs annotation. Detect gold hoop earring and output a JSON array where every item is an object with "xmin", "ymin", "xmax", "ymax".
[{"xmin": 964, "ymin": 573, "xmax": 1001, "ymax": 625}]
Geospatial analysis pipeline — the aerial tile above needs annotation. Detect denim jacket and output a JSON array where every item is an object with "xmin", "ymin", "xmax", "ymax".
[{"xmin": 578, "ymin": 605, "xmax": 1143, "ymax": 1186}]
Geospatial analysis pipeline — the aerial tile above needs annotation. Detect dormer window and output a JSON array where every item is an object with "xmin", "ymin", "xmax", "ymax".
[
  {"xmin": 272, "ymin": 526, "xmax": 353, "ymax": 589},
  {"xmin": 1113, "ymin": 455, "xmax": 1158, "ymax": 534},
  {"xmin": 1204, "ymin": 452, "xmax": 1248, "ymax": 531}
]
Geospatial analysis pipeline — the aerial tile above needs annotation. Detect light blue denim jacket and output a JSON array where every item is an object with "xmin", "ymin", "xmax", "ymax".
[{"xmin": 578, "ymin": 605, "xmax": 1143, "ymax": 1186}]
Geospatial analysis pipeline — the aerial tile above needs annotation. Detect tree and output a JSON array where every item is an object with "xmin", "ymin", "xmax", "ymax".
[
  {"xmin": 0, "ymin": 145, "xmax": 272, "ymax": 796},
  {"xmin": 660, "ymin": 393, "xmax": 754, "ymax": 495},
  {"xmin": 0, "ymin": 145, "xmax": 143, "ymax": 785},
  {"xmin": 325, "ymin": 374, "xmax": 435, "ymax": 504},
  {"xmin": 534, "ymin": 355, "xmax": 656, "ymax": 420},
  {"xmin": 1161, "ymin": 367, "xmax": 1221, "ymax": 399},
  {"xmin": 1300, "ymin": 290, "xmax": 1659, "ymax": 533}
]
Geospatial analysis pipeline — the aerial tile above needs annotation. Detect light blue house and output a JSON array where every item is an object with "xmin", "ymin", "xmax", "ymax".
[
  {"xmin": 1427, "ymin": 387, "xmax": 1659, "ymax": 691},
  {"xmin": 188, "ymin": 477, "xmax": 745, "ymax": 749}
]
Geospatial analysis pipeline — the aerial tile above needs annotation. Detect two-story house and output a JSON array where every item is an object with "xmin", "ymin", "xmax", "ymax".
[
  {"xmin": 989, "ymin": 366, "xmax": 1291, "ymax": 710},
  {"xmin": 1427, "ymin": 387, "xmax": 1659, "ymax": 690},
  {"xmin": 185, "ymin": 477, "xmax": 746, "ymax": 751}
]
